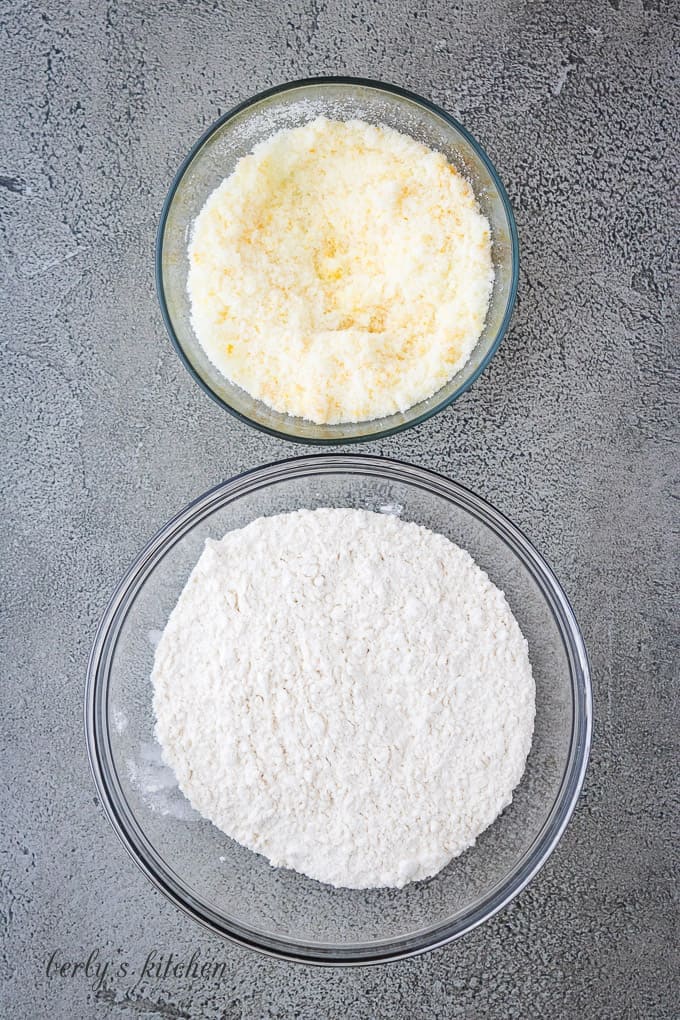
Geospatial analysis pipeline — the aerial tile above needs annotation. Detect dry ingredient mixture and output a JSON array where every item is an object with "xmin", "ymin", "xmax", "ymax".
[
  {"xmin": 152, "ymin": 509, "xmax": 535, "ymax": 889},
  {"xmin": 187, "ymin": 118, "xmax": 494, "ymax": 424}
]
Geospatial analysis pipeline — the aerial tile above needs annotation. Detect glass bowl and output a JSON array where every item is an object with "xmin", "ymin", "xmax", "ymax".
[
  {"xmin": 156, "ymin": 78, "xmax": 519, "ymax": 444},
  {"xmin": 86, "ymin": 456, "xmax": 591, "ymax": 965}
]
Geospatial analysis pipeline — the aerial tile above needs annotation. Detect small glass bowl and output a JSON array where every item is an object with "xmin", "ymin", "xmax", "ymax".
[
  {"xmin": 156, "ymin": 78, "xmax": 519, "ymax": 443},
  {"xmin": 86, "ymin": 456, "xmax": 591, "ymax": 964}
]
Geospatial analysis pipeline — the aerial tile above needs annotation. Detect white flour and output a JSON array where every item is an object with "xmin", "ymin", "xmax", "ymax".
[{"xmin": 152, "ymin": 509, "xmax": 534, "ymax": 889}]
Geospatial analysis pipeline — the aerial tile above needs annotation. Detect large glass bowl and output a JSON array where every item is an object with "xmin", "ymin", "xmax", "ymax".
[
  {"xmin": 156, "ymin": 78, "xmax": 519, "ymax": 443},
  {"xmin": 86, "ymin": 456, "xmax": 591, "ymax": 964}
]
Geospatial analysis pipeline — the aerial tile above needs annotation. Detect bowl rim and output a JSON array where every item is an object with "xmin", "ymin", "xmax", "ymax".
[
  {"xmin": 85, "ymin": 454, "xmax": 592, "ymax": 965},
  {"xmin": 155, "ymin": 76, "xmax": 520, "ymax": 444}
]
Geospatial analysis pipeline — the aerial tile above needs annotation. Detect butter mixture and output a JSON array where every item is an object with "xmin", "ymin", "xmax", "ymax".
[{"xmin": 188, "ymin": 118, "xmax": 494, "ymax": 424}]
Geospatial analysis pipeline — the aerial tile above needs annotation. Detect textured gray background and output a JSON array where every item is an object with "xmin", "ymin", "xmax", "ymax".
[{"xmin": 1, "ymin": 0, "xmax": 678, "ymax": 1017}]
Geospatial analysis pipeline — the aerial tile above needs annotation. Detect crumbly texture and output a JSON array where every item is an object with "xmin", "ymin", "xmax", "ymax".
[
  {"xmin": 187, "ymin": 118, "xmax": 494, "ymax": 424},
  {"xmin": 152, "ymin": 509, "xmax": 534, "ymax": 889}
]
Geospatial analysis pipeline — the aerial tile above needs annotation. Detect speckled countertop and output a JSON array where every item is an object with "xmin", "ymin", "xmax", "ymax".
[{"xmin": 2, "ymin": 1, "xmax": 678, "ymax": 1017}]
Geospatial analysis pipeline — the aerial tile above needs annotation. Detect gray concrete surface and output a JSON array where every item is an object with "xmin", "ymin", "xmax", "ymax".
[{"xmin": 2, "ymin": 0, "xmax": 678, "ymax": 1017}]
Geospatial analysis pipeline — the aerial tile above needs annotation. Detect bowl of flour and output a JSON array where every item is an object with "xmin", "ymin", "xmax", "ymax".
[
  {"xmin": 156, "ymin": 78, "xmax": 519, "ymax": 443},
  {"xmin": 86, "ymin": 456, "xmax": 591, "ymax": 964}
]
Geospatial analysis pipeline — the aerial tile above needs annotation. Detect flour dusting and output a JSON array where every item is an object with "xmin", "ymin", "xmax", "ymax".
[
  {"xmin": 126, "ymin": 743, "xmax": 199, "ymax": 821},
  {"xmin": 147, "ymin": 628, "xmax": 163, "ymax": 648}
]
